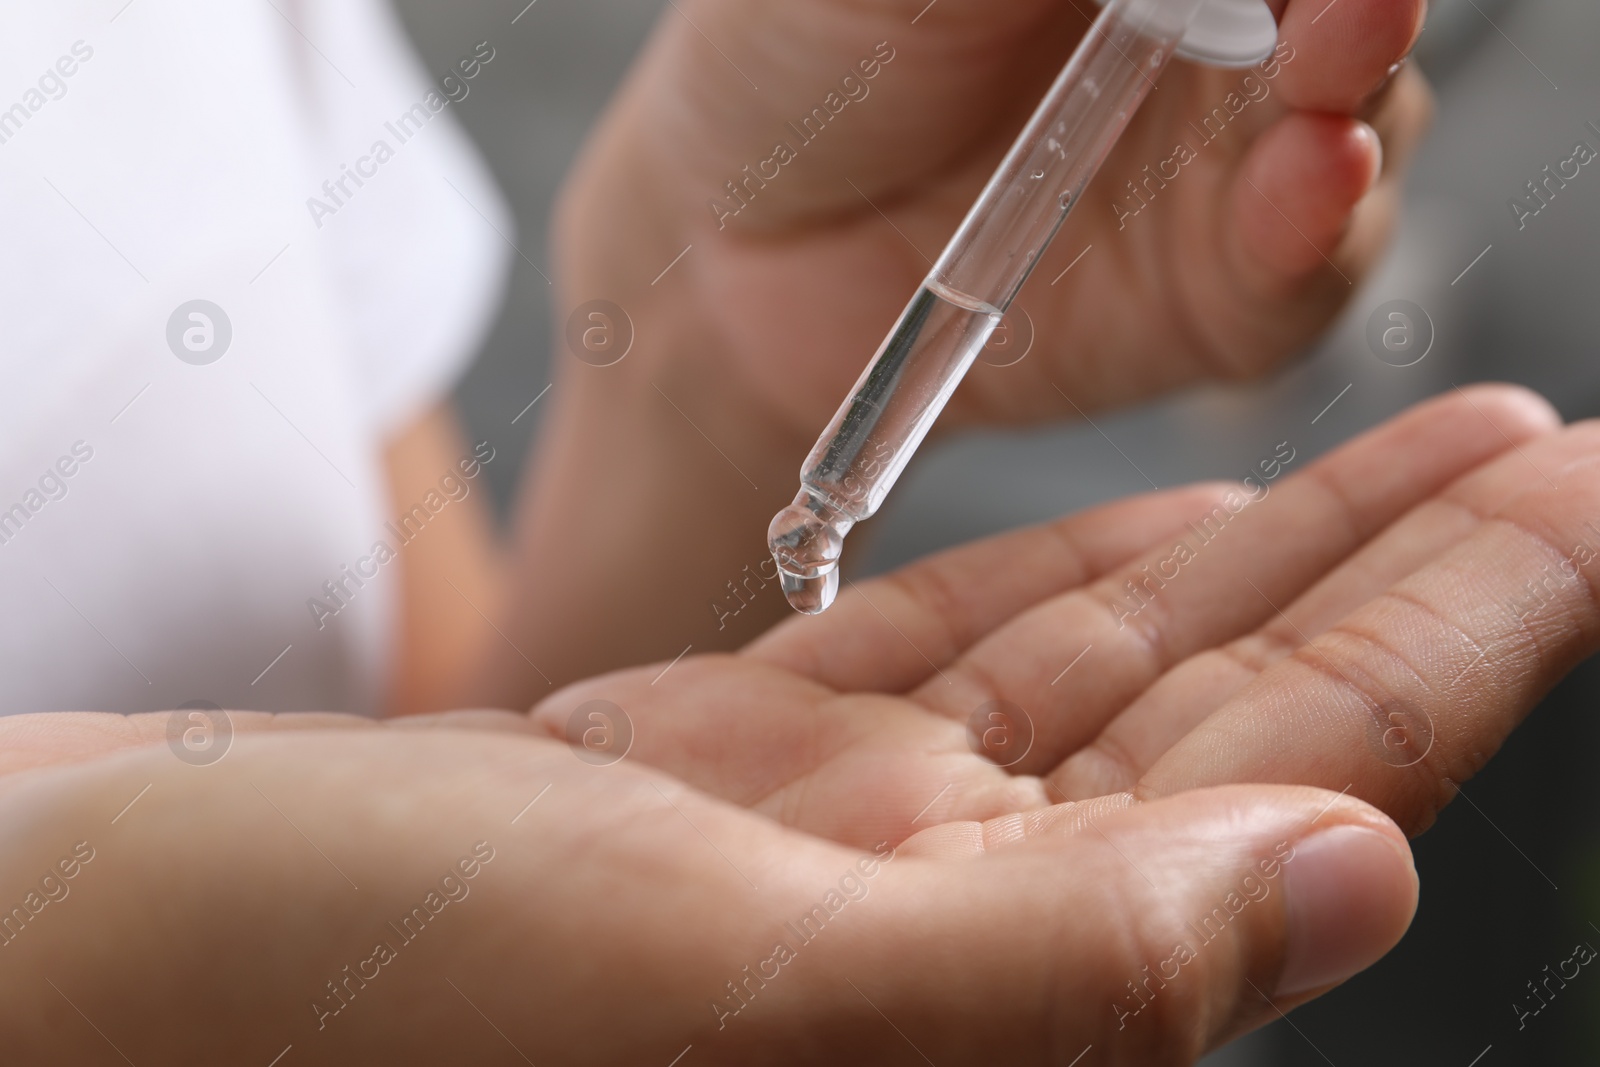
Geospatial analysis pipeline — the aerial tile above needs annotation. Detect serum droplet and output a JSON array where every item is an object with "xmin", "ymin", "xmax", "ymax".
[
  {"xmin": 779, "ymin": 568, "xmax": 840, "ymax": 615},
  {"xmin": 768, "ymin": 493, "xmax": 850, "ymax": 615}
]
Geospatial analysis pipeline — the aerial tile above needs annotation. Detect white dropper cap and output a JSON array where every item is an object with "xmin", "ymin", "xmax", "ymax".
[
  {"xmin": 1178, "ymin": 0, "xmax": 1279, "ymax": 66},
  {"xmin": 1096, "ymin": 0, "xmax": 1279, "ymax": 68}
]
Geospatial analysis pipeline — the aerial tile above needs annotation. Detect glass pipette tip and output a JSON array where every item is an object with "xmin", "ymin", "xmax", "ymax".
[{"xmin": 769, "ymin": 0, "xmax": 1214, "ymax": 614}]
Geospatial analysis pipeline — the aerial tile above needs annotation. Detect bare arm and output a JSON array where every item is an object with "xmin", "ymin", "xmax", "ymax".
[
  {"xmin": 381, "ymin": 399, "xmax": 797, "ymax": 713},
  {"xmin": 380, "ymin": 405, "xmax": 508, "ymax": 716},
  {"xmin": 0, "ymin": 710, "xmax": 1396, "ymax": 1066}
]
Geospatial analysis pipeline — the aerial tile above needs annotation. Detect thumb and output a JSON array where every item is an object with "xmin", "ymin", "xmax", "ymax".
[{"xmin": 849, "ymin": 785, "xmax": 1416, "ymax": 1064}]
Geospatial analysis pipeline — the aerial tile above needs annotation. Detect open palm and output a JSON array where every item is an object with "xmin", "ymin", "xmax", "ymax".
[
  {"xmin": 6, "ymin": 388, "xmax": 1595, "ymax": 1065},
  {"xmin": 533, "ymin": 386, "xmax": 1599, "ymax": 847}
]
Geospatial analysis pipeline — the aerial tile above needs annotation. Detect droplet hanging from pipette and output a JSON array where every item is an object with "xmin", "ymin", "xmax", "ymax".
[
  {"xmin": 769, "ymin": 0, "xmax": 1195, "ymax": 615},
  {"xmin": 769, "ymin": 494, "xmax": 849, "ymax": 615}
]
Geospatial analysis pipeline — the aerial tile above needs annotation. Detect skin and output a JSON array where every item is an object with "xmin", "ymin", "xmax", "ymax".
[
  {"xmin": 4, "ymin": 385, "xmax": 1598, "ymax": 1064},
  {"xmin": 0, "ymin": 726, "xmax": 1407, "ymax": 1066},
  {"xmin": 0, "ymin": 4, "xmax": 1574, "ymax": 1063},
  {"xmin": 527, "ymin": 385, "xmax": 1594, "ymax": 846},
  {"xmin": 380, "ymin": 0, "xmax": 1436, "ymax": 708}
]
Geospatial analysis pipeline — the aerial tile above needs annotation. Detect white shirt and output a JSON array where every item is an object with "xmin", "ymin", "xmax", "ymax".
[{"xmin": 0, "ymin": 0, "xmax": 511, "ymax": 714}]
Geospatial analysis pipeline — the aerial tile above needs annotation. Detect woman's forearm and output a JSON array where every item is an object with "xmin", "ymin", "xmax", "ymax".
[
  {"xmin": 469, "ymin": 116, "xmax": 816, "ymax": 701},
  {"xmin": 0, "ymin": 721, "xmax": 808, "ymax": 1065},
  {"xmin": 490, "ymin": 368, "xmax": 805, "ymax": 696}
]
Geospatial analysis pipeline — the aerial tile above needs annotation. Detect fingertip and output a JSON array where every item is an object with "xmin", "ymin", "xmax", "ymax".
[
  {"xmin": 1354, "ymin": 119, "xmax": 1383, "ymax": 187},
  {"xmin": 1448, "ymin": 383, "xmax": 1565, "ymax": 439},
  {"xmin": 1276, "ymin": 822, "xmax": 1418, "ymax": 997},
  {"xmin": 1350, "ymin": 385, "xmax": 1565, "ymax": 473},
  {"xmin": 1233, "ymin": 113, "xmax": 1380, "ymax": 279},
  {"xmin": 1278, "ymin": 0, "xmax": 1428, "ymax": 112},
  {"xmin": 1098, "ymin": 785, "xmax": 1417, "ymax": 1010}
]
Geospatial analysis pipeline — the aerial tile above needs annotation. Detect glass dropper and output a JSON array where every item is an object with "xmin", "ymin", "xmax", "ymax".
[{"xmin": 768, "ymin": 0, "xmax": 1229, "ymax": 614}]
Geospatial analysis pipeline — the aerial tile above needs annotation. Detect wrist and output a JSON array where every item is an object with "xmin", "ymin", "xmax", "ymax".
[
  {"xmin": 553, "ymin": 95, "xmax": 830, "ymax": 452},
  {"xmin": 498, "ymin": 264, "xmax": 811, "ymax": 688}
]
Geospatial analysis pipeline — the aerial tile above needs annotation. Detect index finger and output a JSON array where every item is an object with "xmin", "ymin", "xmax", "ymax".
[
  {"xmin": 746, "ymin": 483, "xmax": 1233, "ymax": 693},
  {"xmin": 1272, "ymin": 0, "xmax": 1428, "ymax": 112}
]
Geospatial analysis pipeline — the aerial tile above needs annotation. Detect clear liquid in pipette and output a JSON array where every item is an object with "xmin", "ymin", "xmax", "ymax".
[
  {"xmin": 771, "ymin": 0, "xmax": 1195, "ymax": 616},
  {"xmin": 770, "ymin": 283, "xmax": 1004, "ymax": 614}
]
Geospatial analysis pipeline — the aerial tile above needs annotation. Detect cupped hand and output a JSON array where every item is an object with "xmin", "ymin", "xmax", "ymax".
[
  {"xmin": 17, "ymin": 385, "xmax": 1598, "ymax": 1063},
  {"xmin": 531, "ymin": 385, "xmax": 1596, "ymax": 849},
  {"xmin": 560, "ymin": 0, "xmax": 1430, "ymax": 434},
  {"xmin": 0, "ymin": 710, "xmax": 1411, "ymax": 1065}
]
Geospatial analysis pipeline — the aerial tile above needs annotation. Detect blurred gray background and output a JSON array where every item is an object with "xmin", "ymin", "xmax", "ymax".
[{"xmin": 393, "ymin": 0, "xmax": 1600, "ymax": 1061}]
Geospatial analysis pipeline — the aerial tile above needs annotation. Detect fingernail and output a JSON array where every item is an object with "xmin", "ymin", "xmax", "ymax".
[
  {"xmin": 1358, "ymin": 59, "xmax": 1405, "ymax": 118},
  {"xmin": 1353, "ymin": 120, "xmax": 1383, "ymax": 190},
  {"xmin": 1276, "ymin": 825, "xmax": 1417, "ymax": 997}
]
